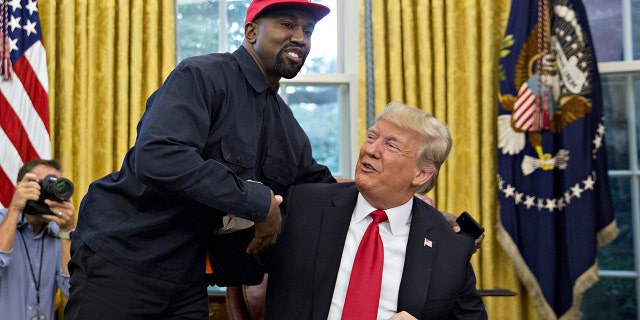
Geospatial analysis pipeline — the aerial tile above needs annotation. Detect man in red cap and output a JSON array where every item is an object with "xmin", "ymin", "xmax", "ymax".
[{"xmin": 64, "ymin": 1, "xmax": 335, "ymax": 319}]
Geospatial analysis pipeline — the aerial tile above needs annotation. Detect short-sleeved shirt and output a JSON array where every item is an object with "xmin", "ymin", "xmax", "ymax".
[{"xmin": 74, "ymin": 46, "xmax": 335, "ymax": 283}]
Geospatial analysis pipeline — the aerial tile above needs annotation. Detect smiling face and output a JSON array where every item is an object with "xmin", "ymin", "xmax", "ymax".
[
  {"xmin": 244, "ymin": 8, "xmax": 316, "ymax": 87},
  {"xmin": 355, "ymin": 118, "xmax": 434, "ymax": 209}
]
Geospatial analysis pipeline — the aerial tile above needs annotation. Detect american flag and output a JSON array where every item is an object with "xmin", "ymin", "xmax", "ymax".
[{"xmin": 0, "ymin": 0, "xmax": 50, "ymax": 208}]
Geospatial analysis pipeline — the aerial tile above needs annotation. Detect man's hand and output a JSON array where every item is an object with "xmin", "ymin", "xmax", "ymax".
[
  {"xmin": 246, "ymin": 192, "xmax": 283, "ymax": 254},
  {"xmin": 8, "ymin": 173, "xmax": 41, "ymax": 213},
  {"xmin": 440, "ymin": 210, "xmax": 462, "ymax": 233},
  {"xmin": 41, "ymin": 198, "xmax": 76, "ymax": 232}
]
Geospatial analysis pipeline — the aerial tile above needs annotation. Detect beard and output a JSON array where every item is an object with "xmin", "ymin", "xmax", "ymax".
[{"xmin": 274, "ymin": 48, "xmax": 306, "ymax": 79}]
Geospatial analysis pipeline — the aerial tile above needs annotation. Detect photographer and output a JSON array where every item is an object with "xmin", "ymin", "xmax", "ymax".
[{"xmin": 0, "ymin": 159, "xmax": 75, "ymax": 320}]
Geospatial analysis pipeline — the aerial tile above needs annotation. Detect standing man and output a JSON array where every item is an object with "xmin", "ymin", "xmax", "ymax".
[
  {"xmin": 215, "ymin": 102, "xmax": 488, "ymax": 319},
  {"xmin": 0, "ymin": 159, "xmax": 76, "ymax": 320},
  {"xmin": 64, "ymin": 1, "xmax": 335, "ymax": 319}
]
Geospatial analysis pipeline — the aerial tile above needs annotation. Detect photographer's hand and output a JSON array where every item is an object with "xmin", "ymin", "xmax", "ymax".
[
  {"xmin": 246, "ymin": 192, "xmax": 282, "ymax": 254},
  {"xmin": 8, "ymin": 173, "xmax": 40, "ymax": 213},
  {"xmin": 43, "ymin": 198, "xmax": 76, "ymax": 232},
  {"xmin": 0, "ymin": 173, "xmax": 41, "ymax": 252},
  {"xmin": 42, "ymin": 198, "xmax": 76, "ymax": 275}
]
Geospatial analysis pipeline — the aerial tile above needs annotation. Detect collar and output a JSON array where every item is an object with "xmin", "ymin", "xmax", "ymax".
[
  {"xmin": 233, "ymin": 46, "xmax": 277, "ymax": 94},
  {"xmin": 13, "ymin": 212, "xmax": 59, "ymax": 238},
  {"xmin": 353, "ymin": 193, "xmax": 413, "ymax": 236}
]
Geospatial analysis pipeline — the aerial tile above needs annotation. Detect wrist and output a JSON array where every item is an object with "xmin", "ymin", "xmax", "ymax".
[{"xmin": 58, "ymin": 229, "xmax": 74, "ymax": 240}]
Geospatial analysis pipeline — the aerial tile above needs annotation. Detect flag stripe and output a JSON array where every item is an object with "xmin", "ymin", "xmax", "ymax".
[
  {"xmin": 0, "ymin": 74, "xmax": 51, "ymax": 158},
  {"xmin": 0, "ymin": 167, "xmax": 16, "ymax": 208},
  {"xmin": 14, "ymin": 43, "xmax": 49, "ymax": 131},
  {"xmin": 24, "ymin": 41, "xmax": 49, "ymax": 92},
  {"xmin": 0, "ymin": 128, "xmax": 22, "ymax": 207},
  {"xmin": 513, "ymin": 85, "xmax": 535, "ymax": 130},
  {"xmin": 0, "ymin": 92, "xmax": 41, "ymax": 161}
]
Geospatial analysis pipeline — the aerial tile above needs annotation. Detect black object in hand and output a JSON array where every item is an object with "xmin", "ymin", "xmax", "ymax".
[
  {"xmin": 24, "ymin": 174, "xmax": 74, "ymax": 216},
  {"xmin": 456, "ymin": 211, "xmax": 484, "ymax": 239}
]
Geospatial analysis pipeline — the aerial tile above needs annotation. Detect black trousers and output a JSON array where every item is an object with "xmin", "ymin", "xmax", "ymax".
[{"xmin": 64, "ymin": 240, "xmax": 209, "ymax": 320}]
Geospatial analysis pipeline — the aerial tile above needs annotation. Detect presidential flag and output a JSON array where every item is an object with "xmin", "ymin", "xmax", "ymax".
[
  {"xmin": 496, "ymin": 0, "xmax": 618, "ymax": 319},
  {"xmin": 0, "ymin": 0, "xmax": 50, "ymax": 207}
]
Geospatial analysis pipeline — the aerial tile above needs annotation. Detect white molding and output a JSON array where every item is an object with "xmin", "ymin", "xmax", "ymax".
[{"xmin": 598, "ymin": 61, "xmax": 640, "ymax": 73}]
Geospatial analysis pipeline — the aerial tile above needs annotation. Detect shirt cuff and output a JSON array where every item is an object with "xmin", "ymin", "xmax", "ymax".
[{"xmin": 216, "ymin": 214, "xmax": 255, "ymax": 234}]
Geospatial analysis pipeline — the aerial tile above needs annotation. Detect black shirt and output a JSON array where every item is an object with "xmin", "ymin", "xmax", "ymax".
[{"xmin": 75, "ymin": 46, "xmax": 335, "ymax": 282}]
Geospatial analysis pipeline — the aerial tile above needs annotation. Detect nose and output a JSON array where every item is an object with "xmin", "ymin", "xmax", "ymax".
[
  {"xmin": 290, "ymin": 26, "xmax": 308, "ymax": 45},
  {"xmin": 363, "ymin": 140, "xmax": 381, "ymax": 158}
]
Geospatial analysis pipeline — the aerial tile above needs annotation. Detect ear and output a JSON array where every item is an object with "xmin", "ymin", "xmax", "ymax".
[
  {"xmin": 245, "ymin": 22, "xmax": 258, "ymax": 44},
  {"xmin": 412, "ymin": 168, "xmax": 433, "ymax": 187}
]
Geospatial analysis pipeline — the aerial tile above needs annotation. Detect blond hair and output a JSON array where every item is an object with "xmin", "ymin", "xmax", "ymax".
[{"xmin": 375, "ymin": 101, "xmax": 452, "ymax": 194}]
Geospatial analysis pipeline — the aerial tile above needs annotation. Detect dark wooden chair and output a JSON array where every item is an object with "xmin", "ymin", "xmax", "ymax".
[{"xmin": 225, "ymin": 274, "xmax": 268, "ymax": 320}]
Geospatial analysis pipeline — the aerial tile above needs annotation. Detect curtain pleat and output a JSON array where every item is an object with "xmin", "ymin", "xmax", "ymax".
[
  {"xmin": 39, "ymin": 0, "xmax": 175, "ymax": 226},
  {"xmin": 361, "ymin": 0, "xmax": 542, "ymax": 318}
]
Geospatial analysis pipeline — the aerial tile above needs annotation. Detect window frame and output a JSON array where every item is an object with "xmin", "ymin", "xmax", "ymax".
[
  {"xmin": 597, "ymin": 60, "xmax": 640, "ymax": 319},
  {"xmin": 175, "ymin": 0, "xmax": 360, "ymax": 178}
]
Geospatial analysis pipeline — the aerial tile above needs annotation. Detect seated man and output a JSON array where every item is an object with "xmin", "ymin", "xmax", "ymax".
[{"xmin": 211, "ymin": 101, "xmax": 487, "ymax": 319}]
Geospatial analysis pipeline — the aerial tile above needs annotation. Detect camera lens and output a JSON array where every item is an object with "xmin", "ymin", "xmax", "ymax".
[
  {"xmin": 52, "ymin": 178, "xmax": 74, "ymax": 200},
  {"xmin": 41, "ymin": 174, "xmax": 74, "ymax": 201}
]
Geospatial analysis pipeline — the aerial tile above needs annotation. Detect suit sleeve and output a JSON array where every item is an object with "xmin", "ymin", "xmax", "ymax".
[{"xmin": 448, "ymin": 262, "xmax": 488, "ymax": 320}]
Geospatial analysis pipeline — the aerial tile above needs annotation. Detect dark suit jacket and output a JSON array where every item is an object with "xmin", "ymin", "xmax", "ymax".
[{"xmin": 210, "ymin": 182, "xmax": 487, "ymax": 319}]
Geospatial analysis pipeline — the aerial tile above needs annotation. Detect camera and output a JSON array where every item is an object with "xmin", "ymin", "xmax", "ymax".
[{"xmin": 23, "ymin": 174, "xmax": 74, "ymax": 216}]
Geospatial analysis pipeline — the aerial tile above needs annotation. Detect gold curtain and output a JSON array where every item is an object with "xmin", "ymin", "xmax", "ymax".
[
  {"xmin": 39, "ymin": 0, "xmax": 175, "ymax": 211},
  {"xmin": 38, "ymin": 2, "xmax": 175, "ymax": 317},
  {"xmin": 360, "ymin": 0, "xmax": 541, "ymax": 318}
]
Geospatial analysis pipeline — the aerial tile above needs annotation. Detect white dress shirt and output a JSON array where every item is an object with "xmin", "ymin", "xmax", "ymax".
[{"xmin": 327, "ymin": 193, "xmax": 413, "ymax": 320}]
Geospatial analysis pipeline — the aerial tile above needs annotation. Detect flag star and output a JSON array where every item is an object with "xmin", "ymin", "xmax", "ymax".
[
  {"xmin": 26, "ymin": 0, "xmax": 39, "ymax": 15},
  {"xmin": 9, "ymin": 38, "xmax": 19, "ymax": 52},
  {"xmin": 592, "ymin": 134, "xmax": 602, "ymax": 150},
  {"xmin": 557, "ymin": 198, "xmax": 566, "ymax": 211},
  {"xmin": 571, "ymin": 183, "xmax": 584, "ymax": 198},
  {"xmin": 536, "ymin": 198, "xmax": 545, "ymax": 211},
  {"xmin": 514, "ymin": 192, "xmax": 524, "ymax": 204},
  {"xmin": 545, "ymin": 198, "xmax": 557, "ymax": 212},
  {"xmin": 503, "ymin": 184, "xmax": 515, "ymax": 198},
  {"xmin": 583, "ymin": 175, "xmax": 595, "ymax": 190},
  {"xmin": 597, "ymin": 123, "xmax": 605, "ymax": 136},
  {"xmin": 564, "ymin": 191, "xmax": 572, "ymax": 204},
  {"xmin": 7, "ymin": 0, "xmax": 22, "ymax": 11},
  {"xmin": 23, "ymin": 19, "xmax": 38, "ymax": 37},
  {"xmin": 7, "ymin": 16, "xmax": 22, "ymax": 32},
  {"xmin": 523, "ymin": 196, "xmax": 535, "ymax": 209}
]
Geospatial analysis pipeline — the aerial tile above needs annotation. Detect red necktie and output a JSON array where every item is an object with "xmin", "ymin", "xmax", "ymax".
[{"xmin": 342, "ymin": 209, "xmax": 388, "ymax": 320}]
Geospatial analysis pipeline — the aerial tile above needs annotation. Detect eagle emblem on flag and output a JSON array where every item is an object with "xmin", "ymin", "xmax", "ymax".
[{"xmin": 498, "ymin": 4, "xmax": 599, "ymax": 176}]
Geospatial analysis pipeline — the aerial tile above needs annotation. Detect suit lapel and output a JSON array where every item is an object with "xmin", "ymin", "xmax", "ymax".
[
  {"xmin": 311, "ymin": 184, "xmax": 358, "ymax": 320},
  {"xmin": 397, "ymin": 201, "xmax": 441, "ymax": 315}
]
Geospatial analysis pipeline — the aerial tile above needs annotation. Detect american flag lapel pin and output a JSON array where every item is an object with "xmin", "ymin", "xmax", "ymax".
[{"xmin": 424, "ymin": 237, "xmax": 433, "ymax": 248}]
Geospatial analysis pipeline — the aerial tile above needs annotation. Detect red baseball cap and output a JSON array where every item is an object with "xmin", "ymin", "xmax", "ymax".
[{"xmin": 245, "ymin": 0, "xmax": 331, "ymax": 24}]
